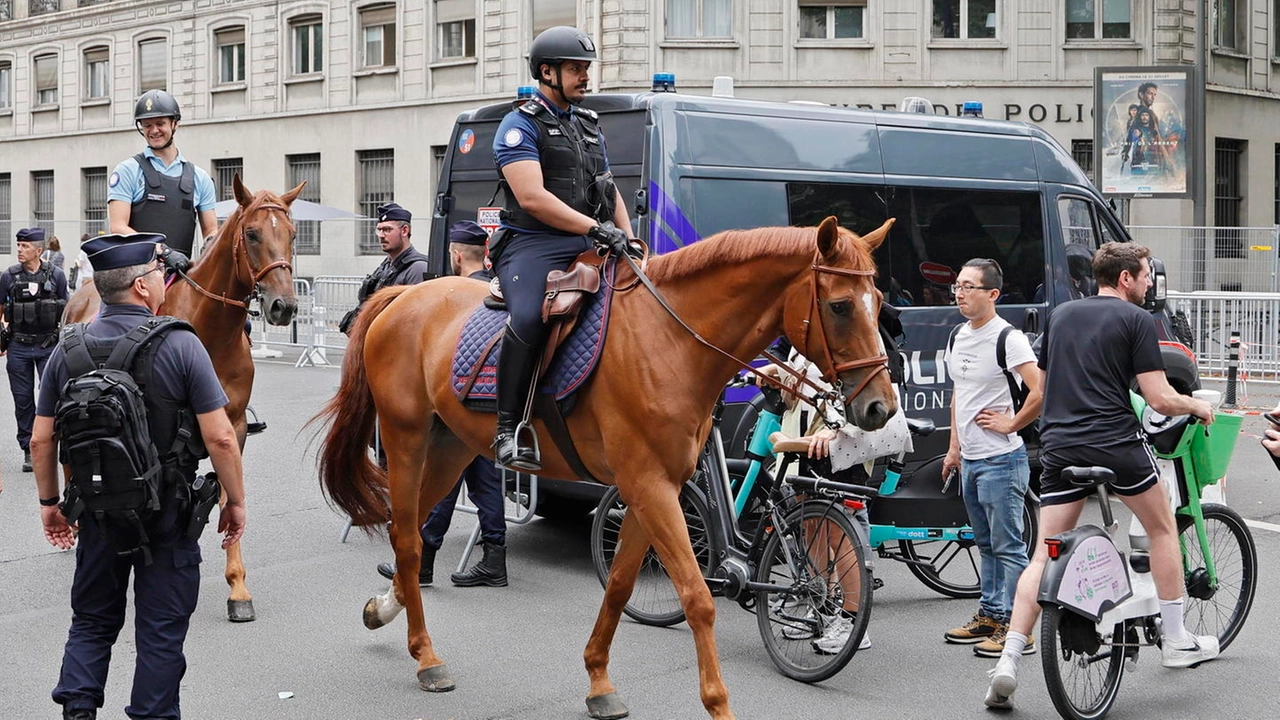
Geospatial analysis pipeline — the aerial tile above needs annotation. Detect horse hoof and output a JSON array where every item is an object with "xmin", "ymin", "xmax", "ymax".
[
  {"xmin": 586, "ymin": 692, "xmax": 630, "ymax": 719},
  {"xmin": 362, "ymin": 598, "xmax": 387, "ymax": 630},
  {"xmin": 417, "ymin": 664, "xmax": 456, "ymax": 692},
  {"xmin": 227, "ymin": 599, "xmax": 256, "ymax": 623}
]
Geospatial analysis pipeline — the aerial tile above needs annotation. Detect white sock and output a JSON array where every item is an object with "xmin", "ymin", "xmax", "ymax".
[
  {"xmin": 1001, "ymin": 631, "xmax": 1028, "ymax": 662},
  {"xmin": 1160, "ymin": 598, "xmax": 1190, "ymax": 644}
]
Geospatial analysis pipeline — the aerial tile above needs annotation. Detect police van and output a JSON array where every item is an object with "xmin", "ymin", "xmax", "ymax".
[{"xmin": 428, "ymin": 82, "xmax": 1199, "ymax": 517}]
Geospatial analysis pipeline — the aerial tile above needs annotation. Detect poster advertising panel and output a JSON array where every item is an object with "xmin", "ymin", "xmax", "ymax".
[{"xmin": 1094, "ymin": 66, "xmax": 1195, "ymax": 198}]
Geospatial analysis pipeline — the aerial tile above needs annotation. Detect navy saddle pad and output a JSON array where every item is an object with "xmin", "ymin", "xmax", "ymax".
[{"xmin": 451, "ymin": 262, "xmax": 615, "ymax": 413}]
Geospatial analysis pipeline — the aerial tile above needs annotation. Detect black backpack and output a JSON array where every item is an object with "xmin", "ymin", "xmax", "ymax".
[
  {"xmin": 55, "ymin": 316, "xmax": 195, "ymax": 563},
  {"xmin": 947, "ymin": 323, "xmax": 1041, "ymax": 446}
]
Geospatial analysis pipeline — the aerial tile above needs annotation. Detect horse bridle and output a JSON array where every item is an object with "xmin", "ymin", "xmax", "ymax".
[{"xmin": 176, "ymin": 200, "xmax": 294, "ymax": 314}]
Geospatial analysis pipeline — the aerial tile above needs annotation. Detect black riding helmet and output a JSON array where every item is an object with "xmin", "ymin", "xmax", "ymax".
[
  {"xmin": 528, "ymin": 26, "xmax": 597, "ymax": 81},
  {"xmin": 134, "ymin": 89, "xmax": 182, "ymax": 122}
]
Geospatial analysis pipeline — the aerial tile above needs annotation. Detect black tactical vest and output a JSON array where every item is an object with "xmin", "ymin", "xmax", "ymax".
[
  {"xmin": 130, "ymin": 152, "xmax": 198, "ymax": 257},
  {"xmin": 4, "ymin": 262, "xmax": 65, "ymax": 341},
  {"xmin": 501, "ymin": 100, "xmax": 615, "ymax": 233}
]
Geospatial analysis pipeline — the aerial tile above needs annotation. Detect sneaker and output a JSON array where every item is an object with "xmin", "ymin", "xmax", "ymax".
[
  {"xmin": 1161, "ymin": 634, "xmax": 1220, "ymax": 668},
  {"xmin": 945, "ymin": 613, "xmax": 1001, "ymax": 644},
  {"xmin": 775, "ymin": 599, "xmax": 819, "ymax": 640},
  {"xmin": 984, "ymin": 655, "xmax": 1019, "ymax": 709},
  {"xmin": 974, "ymin": 625, "xmax": 1036, "ymax": 658},
  {"xmin": 812, "ymin": 614, "xmax": 863, "ymax": 655}
]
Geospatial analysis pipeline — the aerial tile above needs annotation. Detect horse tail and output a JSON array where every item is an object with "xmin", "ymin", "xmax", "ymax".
[{"xmin": 313, "ymin": 286, "xmax": 413, "ymax": 527}]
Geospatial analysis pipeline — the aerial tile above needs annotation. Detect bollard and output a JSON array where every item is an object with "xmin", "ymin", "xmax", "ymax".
[{"xmin": 1223, "ymin": 330, "xmax": 1240, "ymax": 408}]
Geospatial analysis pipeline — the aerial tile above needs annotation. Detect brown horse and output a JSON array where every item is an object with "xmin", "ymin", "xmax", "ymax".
[
  {"xmin": 65, "ymin": 175, "xmax": 303, "ymax": 622},
  {"xmin": 315, "ymin": 216, "xmax": 896, "ymax": 719}
]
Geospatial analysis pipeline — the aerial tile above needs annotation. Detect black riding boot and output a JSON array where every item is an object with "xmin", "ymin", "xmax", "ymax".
[
  {"xmin": 450, "ymin": 542, "xmax": 508, "ymax": 587},
  {"xmin": 494, "ymin": 327, "xmax": 542, "ymax": 472},
  {"xmin": 376, "ymin": 546, "xmax": 435, "ymax": 587}
]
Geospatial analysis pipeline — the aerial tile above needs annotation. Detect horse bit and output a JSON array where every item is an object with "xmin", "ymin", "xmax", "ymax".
[{"xmin": 176, "ymin": 201, "xmax": 294, "ymax": 317}]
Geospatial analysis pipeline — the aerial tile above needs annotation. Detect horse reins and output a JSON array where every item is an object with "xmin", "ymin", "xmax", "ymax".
[{"xmin": 176, "ymin": 200, "xmax": 294, "ymax": 315}]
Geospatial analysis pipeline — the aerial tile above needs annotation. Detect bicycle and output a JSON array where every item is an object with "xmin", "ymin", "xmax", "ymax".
[
  {"xmin": 1035, "ymin": 394, "xmax": 1255, "ymax": 720},
  {"xmin": 591, "ymin": 381, "xmax": 878, "ymax": 682}
]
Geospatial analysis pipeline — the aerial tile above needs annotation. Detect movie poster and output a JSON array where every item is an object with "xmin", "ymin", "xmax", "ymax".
[{"xmin": 1094, "ymin": 67, "xmax": 1194, "ymax": 198}]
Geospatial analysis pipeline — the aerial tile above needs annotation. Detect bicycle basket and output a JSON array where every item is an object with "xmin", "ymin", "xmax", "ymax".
[{"xmin": 1188, "ymin": 412, "xmax": 1242, "ymax": 489}]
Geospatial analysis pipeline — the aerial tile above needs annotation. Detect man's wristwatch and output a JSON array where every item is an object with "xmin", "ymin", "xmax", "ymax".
[{"xmin": 39, "ymin": 496, "xmax": 60, "ymax": 507}]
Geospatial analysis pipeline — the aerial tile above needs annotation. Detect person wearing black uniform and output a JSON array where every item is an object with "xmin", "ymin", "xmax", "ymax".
[
  {"xmin": 490, "ymin": 25, "xmax": 635, "ymax": 471},
  {"xmin": 107, "ymin": 90, "xmax": 218, "ymax": 259},
  {"xmin": 0, "ymin": 227, "xmax": 70, "ymax": 472},
  {"xmin": 338, "ymin": 202, "xmax": 434, "ymax": 335},
  {"xmin": 34, "ymin": 233, "xmax": 246, "ymax": 720},
  {"xmin": 375, "ymin": 221, "xmax": 510, "ymax": 587}
]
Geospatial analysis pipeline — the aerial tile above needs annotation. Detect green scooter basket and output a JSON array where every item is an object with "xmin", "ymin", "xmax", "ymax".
[{"xmin": 1189, "ymin": 412, "xmax": 1242, "ymax": 489}]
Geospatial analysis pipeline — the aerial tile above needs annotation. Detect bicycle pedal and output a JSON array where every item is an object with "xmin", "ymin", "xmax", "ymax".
[{"xmin": 872, "ymin": 578, "xmax": 884, "ymax": 591}]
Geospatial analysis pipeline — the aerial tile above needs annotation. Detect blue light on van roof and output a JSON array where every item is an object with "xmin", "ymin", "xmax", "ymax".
[
  {"xmin": 652, "ymin": 73, "xmax": 676, "ymax": 93},
  {"xmin": 961, "ymin": 101, "xmax": 984, "ymax": 117},
  {"xmin": 517, "ymin": 85, "xmax": 535, "ymax": 99}
]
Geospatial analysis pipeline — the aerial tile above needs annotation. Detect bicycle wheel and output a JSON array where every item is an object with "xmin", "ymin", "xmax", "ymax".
[
  {"xmin": 1041, "ymin": 606, "xmax": 1128, "ymax": 720},
  {"xmin": 1177, "ymin": 503, "xmax": 1257, "ymax": 651},
  {"xmin": 590, "ymin": 484, "xmax": 714, "ymax": 627},
  {"xmin": 899, "ymin": 493, "xmax": 1038, "ymax": 599},
  {"xmin": 755, "ymin": 501, "xmax": 872, "ymax": 683}
]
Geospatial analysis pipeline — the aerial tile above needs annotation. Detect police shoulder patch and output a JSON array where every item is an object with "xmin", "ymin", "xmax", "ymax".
[
  {"xmin": 503, "ymin": 129, "xmax": 523, "ymax": 147},
  {"xmin": 108, "ymin": 172, "xmax": 120, "ymax": 188}
]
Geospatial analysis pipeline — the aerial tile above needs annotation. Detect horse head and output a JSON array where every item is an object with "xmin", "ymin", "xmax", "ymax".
[
  {"xmin": 230, "ymin": 174, "xmax": 305, "ymax": 325},
  {"xmin": 783, "ymin": 216, "xmax": 898, "ymax": 432}
]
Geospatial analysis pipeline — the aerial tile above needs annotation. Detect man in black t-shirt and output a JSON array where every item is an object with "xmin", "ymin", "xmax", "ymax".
[{"xmin": 983, "ymin": 242, "xmax": 1218, "ymax": 711}]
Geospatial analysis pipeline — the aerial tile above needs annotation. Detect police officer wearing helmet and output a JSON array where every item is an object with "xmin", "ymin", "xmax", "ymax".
[
  {"xmin": 107, "ymin": 90, "xmax": 218, "ymax": 258},
  {"xmin": 338, "ymin": 202, "xmax": 434, "ymax": 335},
  {"xmin": 33, "ymin": 233, "xmax": 246, "ymax": 720},
  {"xmin": 490, "ymin": 25, "xmax": 635, "ymax": 471},
  {"xmin": 0, "ymin": 227, "xmax": 70, "ymax": 472}
]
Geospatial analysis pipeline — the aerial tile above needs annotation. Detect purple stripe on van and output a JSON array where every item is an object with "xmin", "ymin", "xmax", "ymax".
[{"xmin": 649, "ymin": 180, "xmax": 701, "ymax": 249}]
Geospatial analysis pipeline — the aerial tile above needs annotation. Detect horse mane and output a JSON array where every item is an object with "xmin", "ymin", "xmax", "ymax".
[{"xmin": 645, "ymin": 225, "xmax": 870, "ymax": 283}]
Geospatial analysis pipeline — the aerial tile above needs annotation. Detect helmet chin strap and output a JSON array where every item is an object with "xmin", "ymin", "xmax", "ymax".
[{"xmin": 542, "ymin": 66, "xmax": 573, "ymax": 106}]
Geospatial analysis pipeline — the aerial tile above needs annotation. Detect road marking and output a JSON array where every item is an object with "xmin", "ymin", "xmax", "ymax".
[{"xmin": 1245, "ymin": 519, "xmax": 1280, "ymax": 534}]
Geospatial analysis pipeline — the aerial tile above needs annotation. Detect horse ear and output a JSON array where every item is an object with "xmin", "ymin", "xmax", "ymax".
[
  {"xmin": 858, "ymin": 218, "xmax": 896, "ymax": 253},
  {"xmin": 233, "ymin": 174, "xmax": 254, "ymax": 207},
  {"xmin": 816, "ymin": 216, "xmax": 841, "ymax": 262},
  {"xmin": 280, "ymin": 181, "xmax": 307, "ymax": 206}
]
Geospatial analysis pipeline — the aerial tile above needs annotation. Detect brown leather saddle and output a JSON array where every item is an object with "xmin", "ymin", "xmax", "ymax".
[{"xmin": 485, "ymin": 250, "xmax": 604, "ymax": 375}]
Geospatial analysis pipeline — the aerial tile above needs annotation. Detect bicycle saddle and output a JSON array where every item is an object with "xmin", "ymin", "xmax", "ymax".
[
  {"xmin": 768, "ymin": 432, "xmax": 812, "ymax": 455},
  {"xmin": 1061, "ymin": 466, "xmax": 1116, "ymax": 488},
  {"xmin": 905, "ymin": 417, "xmax": 935, "ymax": 436}
]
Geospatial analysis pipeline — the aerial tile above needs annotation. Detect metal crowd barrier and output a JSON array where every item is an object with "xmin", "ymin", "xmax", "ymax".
[
  {"xmin": 1168, "ymin": 290, "xmax": 1280, "ymax": 384},
  {"xmin": 252, "ymin": 275, "xmax": 363, "ymax": 366}
]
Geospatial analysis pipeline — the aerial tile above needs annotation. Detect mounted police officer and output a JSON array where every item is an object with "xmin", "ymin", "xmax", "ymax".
[
  {"xmin": 107, "ymin": 90, "xmax": 218, "ymax": 259},
  {"xmin": 338, "ymin": 202, "xmax": 434, "ymax": 335},
  {"xmin": 490, "ymin": 25, "xmax": 635, "ymax": 471},
  {"xmin": 375, "ymin": 221, "xmax": 510, "ymax": 587},
  {"xmin": 0, "ymin": 227, "xmax": 70, "ymax": 471},
  {"xmin": 34, "ymin": 233, "xmax": 246, "ymax": 720}
]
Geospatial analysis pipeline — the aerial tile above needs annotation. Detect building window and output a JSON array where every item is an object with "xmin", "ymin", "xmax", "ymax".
[
  {"xmin": 1214, "ymin": 0, "xmax": 1242, "ymax": 50},
  {"xmin": 138, "ymin": 39, "xmax": 168, "ymax": 92},
  {"xmin": 34, "ymin": 54, "xmax": 58, "ymax": 106},
  {"xmin": 1214, "ymin": 138, "xmax": 1245, "ymax": 259},
  {"xmin": 216, "ymin": 27, "xmax": 246, "ymax": 84},
  {"xmin": 532, "ymin": 0, "xmax": 576, "ymax": 38},
  {"xmin": 799, "ymin": 1, "xmax": 866, "ymax": 40},
  {"xmin": 84, "ymin": 47, "xmax": 110, "ymax": 100},
  {"xmin": 360, "ymin": 4, "xmax": 397, "ymax": 69},
  {"xmin": 0, "ymin": 173, "xmax": 11, "ymax": 254},
  {"xmin": 1274, "ymin": 143, "xmax": 1280, "ymax": 225},
  {"xmin": 83, "ymin": 166, "xmax": 108, "ymax": 236},
  {"xmin": 287, "ymin": 153, "xmax": 322, "ymax": 255},
  {"xmin": 358, "ymin": 149, "xmax": 394, "ymax": 255},
  {"xmin": 932, "ymin": 0, "xmax": 997, "ymax": 40},
  {"xmin": 0, "ymin": 62, "xmax": 11, "ymax": 110},
  {"xmin": 1065, "ymin": 0, "xmax": 1130, "ymax": 39},
  {"xmin": 29, "ymin": 0, "xmax": 59, "ymax": 16},
  {"xmin": 1071, "ymin": 139, "xmax": 1094, "ymax": 177},
  {"xmin": 292, "ymin": 15, "xmax": 324, "ymax": 75},
  {"xmin": 211, "ymin": 158, "xmax": 244, "ymax": 202},
  {"xmin": 1, "ymin": 1, "xmax": 11, "ymax": 22},
  {"xmin": 667, "ymin": 0, "xmax": 733, "ymax": 39},
  {"xmin": 1275, "ymin": 0, "xmax": 1280, "ymax": 57},
  {"xmin": 32, "ymin": 170, "xmax": 55, "ymax": 235},
  {"xmin": 437, "ymin": 1, "xmax": 476, "ymax": 59}
]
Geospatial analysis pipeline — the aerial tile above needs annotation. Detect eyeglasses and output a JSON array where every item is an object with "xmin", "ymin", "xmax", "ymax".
[
  {"xmin": 133, "ymin": 264, "xmax": 164, "ymax": 282},
  {"xmin": 950, "ymin": 283, "xmax": 994, "ymax": 295}
]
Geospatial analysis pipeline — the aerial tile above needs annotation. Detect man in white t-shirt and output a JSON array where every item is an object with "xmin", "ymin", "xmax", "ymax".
[{"xmin": 941, "ymin": 258, "xmax": 1042, "ymax": 658}]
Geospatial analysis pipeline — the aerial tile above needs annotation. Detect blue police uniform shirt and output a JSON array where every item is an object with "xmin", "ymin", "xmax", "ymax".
[
  {"xmin": 107, "ymin": 147, "xmax": 217, "ymax": 212},
  {"xmin": 492, "ymin": 90, "xmax": 611, "ymax": 233},
  {"xmin": 37, "ymin": 303, "xmax": 228, "ymax": 418}
]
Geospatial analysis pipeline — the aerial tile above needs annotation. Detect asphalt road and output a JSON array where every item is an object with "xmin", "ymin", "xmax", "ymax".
[{"xmin": 1, "ymin": 359, "xmax": 1278, "ymax": 720}]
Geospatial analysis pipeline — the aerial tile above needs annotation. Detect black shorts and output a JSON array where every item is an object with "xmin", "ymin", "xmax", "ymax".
[{"xmin": 1039, "ymin": 439, "xmax": 1159, "ymax": 507}]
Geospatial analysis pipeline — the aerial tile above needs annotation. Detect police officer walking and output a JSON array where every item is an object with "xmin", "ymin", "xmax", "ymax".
[
  {"xmin": 0, "ymin": 227, "xmax": 70, "ymax": 471},
  {"xmin": 338, "ymin": 202, "xmax": 434, "ymax": 334},
  {"xmin": 33, "ymin": 233, "xmax": 246, "ymax": 720},
  {"xmin": 107, "ymin": 90, "xmax": 218, "ymax": 258},
  {"xmin": 490, "ymin": 25, "xmax": 634, "ymax": 471},
  {"xmin": 375, "ymin": 221, "xmax": 510, "ymax": 587}
]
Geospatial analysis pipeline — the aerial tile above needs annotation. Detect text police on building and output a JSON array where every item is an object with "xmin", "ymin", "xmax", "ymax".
[
  {"xmin": 489, "ymin": 25, "xmax": 635, "ymax": 471},
  {"xmin": 1, "ymin": 227, "xmax": 70, "ymax": 472},
  {"xmin": 33, "ymin": 234, "xmax": 247, "ymax": 720},
  {"xmin": 338, "ymin": 202, "xmax": 434, "ymax": 335}
]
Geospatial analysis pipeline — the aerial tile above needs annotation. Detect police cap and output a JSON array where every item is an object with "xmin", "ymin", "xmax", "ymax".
[
  {"xmin": 449, "ymin": 221, "xmax": 489, "ymax": 247},
  {"xmin": 377, "ymin": 202, "xmax": 412, "ymax": 223},
  {"xmin": 16, "ymin": 227, "xmax": 46, "ymax": 245},
  {"xmin": 82, "ymin": 233, "xmax": 166, "ymax": 271}
]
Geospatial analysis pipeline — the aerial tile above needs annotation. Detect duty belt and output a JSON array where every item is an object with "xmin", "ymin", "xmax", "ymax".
[{"xmin": 13, "ymin": 331, "xmax": 58, "ymax": 345}]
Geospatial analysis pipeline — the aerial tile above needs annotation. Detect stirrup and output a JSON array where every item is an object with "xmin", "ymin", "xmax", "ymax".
[{"xmin": 495, "ymin": 422, "xmax": 541, "ymax": 472}]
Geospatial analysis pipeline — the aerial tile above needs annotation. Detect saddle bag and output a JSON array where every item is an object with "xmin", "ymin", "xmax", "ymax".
[{"xmin": 541, "ymin": 261, "xmax": 601, "ymax": 323}]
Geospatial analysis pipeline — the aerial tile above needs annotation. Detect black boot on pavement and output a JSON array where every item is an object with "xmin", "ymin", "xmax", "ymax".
[
  {"xmin": 493, "ymin": 327, "xmax": 542, "ymax": 472},
  {"xmin": 22, "ymin": 449, "xmax": 32, "ymax": 472},
  {"xmin": 451, "ymin": 542, "xmax": 508, "ymax": 587},
  {"xmin": 63, "ymin": 707, "xmax": 96, "ymax": 720},
  {"xmin": 376, "ymin": 547, "xmax": 436, "ymax": 587}
]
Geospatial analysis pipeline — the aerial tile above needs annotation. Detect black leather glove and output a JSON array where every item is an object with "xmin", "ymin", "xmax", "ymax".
[
  {"xmin": 159, "ymin": 245, "xmax": 191, "ymax": 274},
  {"xmin": 588, "ymin": 222, "xmax": 633, "ymax": 257}
]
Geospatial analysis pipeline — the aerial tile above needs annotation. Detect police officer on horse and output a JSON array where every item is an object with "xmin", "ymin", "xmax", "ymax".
[{"xmin": 490, "ymin": 25, "xmax": 635, "ymax": 471}]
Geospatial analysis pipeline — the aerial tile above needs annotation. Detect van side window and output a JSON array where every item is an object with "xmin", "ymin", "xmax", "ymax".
[{"xmin": 1057, "ymin": 196, "xmax": 1101, "ymax": 299}]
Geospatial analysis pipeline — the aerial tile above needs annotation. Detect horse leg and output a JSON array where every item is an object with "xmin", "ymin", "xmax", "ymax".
[
  {"xmin": 225, "ymin": 417, "xmax": 254, "ymax": 622},
  {"xmin": 584, "ymin": 507, "xmax": 652, "ymax": 720},
  {"xmin": 628, "ymin": 484, "xmax": 733, "ymax": 720}
]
